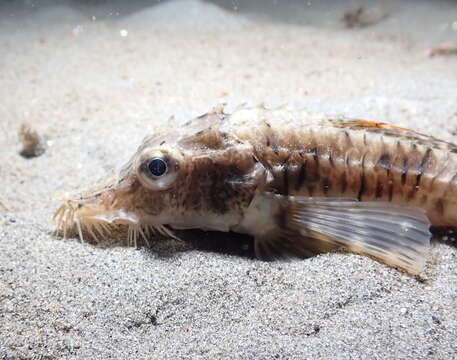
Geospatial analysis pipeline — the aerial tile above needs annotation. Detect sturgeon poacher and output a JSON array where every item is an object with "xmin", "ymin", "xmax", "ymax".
[{"xmin": 54, "ymin": 106, "xmax": 457, "ymax": 275}]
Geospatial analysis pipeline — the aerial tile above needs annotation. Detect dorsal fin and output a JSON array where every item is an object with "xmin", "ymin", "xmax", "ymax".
[{"xmin": 323, "ymin": 118, "xmax": 457, "ymax": 153}]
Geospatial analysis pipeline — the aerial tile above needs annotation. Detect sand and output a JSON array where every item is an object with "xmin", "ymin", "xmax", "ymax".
[{"xmin": 1, "ymin": 0, "xmax": 456, "ymax": 359}]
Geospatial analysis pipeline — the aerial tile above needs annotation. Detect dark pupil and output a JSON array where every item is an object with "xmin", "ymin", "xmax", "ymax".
[{"xmin": 148, "ymin": 158, "xmax": 167, "ymax": 176}]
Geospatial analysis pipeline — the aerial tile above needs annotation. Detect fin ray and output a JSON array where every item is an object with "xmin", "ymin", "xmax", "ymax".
[{"xmin": 253, "ymin": 195, "xmax": 431, "ymax": 274}]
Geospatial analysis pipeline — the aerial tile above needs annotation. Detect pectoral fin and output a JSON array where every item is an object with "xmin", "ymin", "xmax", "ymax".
[{"xmin": 253, "ymin": 195, "xmax": 431, "ymax": 275}]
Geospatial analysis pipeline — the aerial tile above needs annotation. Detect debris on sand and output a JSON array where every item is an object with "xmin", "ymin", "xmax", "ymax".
[
  {"xmin": 18, "ymin": 122, "xmax": 46, "ymax": 158},
  {"xmin": 449, "ymin": 112, "xmax": 457, "ymax": 136},
  {"xmin": 342, "ymin": 6, "xmax": 388, "ymax": 29},
  {"xmin": 429, "ymin": 42, "xmax": 457, "ymax": 57},
  {"xmin": 0, "ymin": 199, "xmax": 10, "ymax": 212}
]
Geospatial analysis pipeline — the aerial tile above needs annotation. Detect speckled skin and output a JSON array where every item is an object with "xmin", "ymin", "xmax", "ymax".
[
  {"xmin": 226, "ymin": 109, "xmax": 457, "ymax": 227},
  {"xmin": 55, "ymin": 106, "xmax": 457, "ymax": 245}
]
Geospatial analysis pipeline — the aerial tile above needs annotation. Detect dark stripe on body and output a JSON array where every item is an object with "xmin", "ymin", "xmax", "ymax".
[
  {"xmin": 357, "ymin": 153, "xmax": 367, "ymax": 201},
  {"xmin": 444, "ymin": 172, "xmax": 457, "ymax": 196},
  {"xmin": 376, "ymin": 153, "xmax": 392, "ymax": 201},
  {"xmin": 375, "ymin": 181, "xmax": 383, "ymax": 198},
  {"xmin": 415, "ymin": 147, "xmax": 432, "ymax": 189},
  {"xmin": 283, "ymin": 162, "xmax": 289, "ymax": 196},
  {"xmin": 328, "ymin": 152, "xmax": 335, "ymax": 168},
  {"xmin": 340, "ymin": 171, "xmax": 348, "ymax": 194},
  {"xmin": 295, "ymin": 161, "xmax": 307, "ymax": 191},
  {"xmin": 401, "ymin": 158, "xmax": 408, "ymax": 186},
  {"xmin": 322, "ymin": 178, "xmax": 330, "ymax": 195},
  {"xmin": 311, "ymin": 147, "xmax": 319, "ymax": 166},
  {"xmin": 388, "ymin": 177, "xmax": 394, "ymax": 202}
]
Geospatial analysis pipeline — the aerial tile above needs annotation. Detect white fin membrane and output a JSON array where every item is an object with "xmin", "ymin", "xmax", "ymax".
[{"xmin": 255, "ymin": 196, "xmax": 431, "ymax": 275}]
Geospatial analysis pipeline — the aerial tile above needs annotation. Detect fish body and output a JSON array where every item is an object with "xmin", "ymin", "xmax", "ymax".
[{"xmin": 55, "ymin": 106, "xmax": 457, "ymax": 274}]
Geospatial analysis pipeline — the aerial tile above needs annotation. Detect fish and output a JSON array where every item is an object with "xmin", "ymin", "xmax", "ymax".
[{"xmin": 54, "ymin": 105, "xmax": 457, "ymax": 275}]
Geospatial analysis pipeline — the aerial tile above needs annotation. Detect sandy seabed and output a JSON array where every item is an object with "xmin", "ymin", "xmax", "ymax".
[{"xmin": 1, "ymin": 0, "xmax": 456, "ymax": 359}]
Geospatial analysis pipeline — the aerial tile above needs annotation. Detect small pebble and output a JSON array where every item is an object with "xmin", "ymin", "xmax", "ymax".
[
  {"xmin": 342, "ymin": 6, "xmax": 388, "ymax": 28},
  {"xmin": 18, "ymin": 122, "xmax": 46, "ymax": 158}
]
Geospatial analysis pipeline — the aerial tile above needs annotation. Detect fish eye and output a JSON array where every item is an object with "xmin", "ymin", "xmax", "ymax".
[
  {"xmin": 148, "ymin": 158, "xmax": 167, "ymax": 177},
  {"xmin": 137, "ymin": 149, "xmax": 181, "ymax": 190}
]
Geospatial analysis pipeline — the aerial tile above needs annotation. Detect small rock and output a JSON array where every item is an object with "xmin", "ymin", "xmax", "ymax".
[
  {"xmin": 429, "ymin": 42, "xmax": 457, "ymax": 57},
  {"xmin": 342, "ymin": 6, "xmax": 388, "ymax": 29},
  {"xmin": 18, "ymin": 122, "xmax": 46, "ymax": 158}
]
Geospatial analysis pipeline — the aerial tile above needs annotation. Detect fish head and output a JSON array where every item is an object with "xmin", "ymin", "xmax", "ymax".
[{"xmin": 54, "ymin": 112, "xmax": 264, "ymax": 245}]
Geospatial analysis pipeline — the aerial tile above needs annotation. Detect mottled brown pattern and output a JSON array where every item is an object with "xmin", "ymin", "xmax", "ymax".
[
  {"xmin": 232, "ymin": 112, "xmax": 457, "ymax": 227},
  {"xmin": 55, "ymin": 106, "xmax": 457, "ymax": 247}
]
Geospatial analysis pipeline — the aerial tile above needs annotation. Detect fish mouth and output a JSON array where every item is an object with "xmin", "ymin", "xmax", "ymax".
[{"xmin": 53, "ymin": 199, "xmax": 177, "ymax": 247}]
